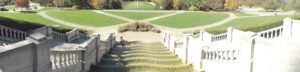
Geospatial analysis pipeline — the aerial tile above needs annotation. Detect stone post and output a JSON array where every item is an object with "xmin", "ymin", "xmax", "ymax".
[
  {"xmin": 27, "ymin": 33, "xmax": 51, "ymax": 72},
  {"xmin": 227, "ymin": 27, "xmax": 234, "ymax": 43},
  {"xmin": 183, "ymin": 34, "xmax": 192, "ymax": 63},
  {"xmin": 282, "ymin": 18, "xmax": 293, "ymax": 40}
]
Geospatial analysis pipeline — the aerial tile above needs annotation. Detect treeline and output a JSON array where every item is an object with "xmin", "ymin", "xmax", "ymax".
[{"xmin": 1, "ymin": 0, "xmax": 299, "ymax": 11}]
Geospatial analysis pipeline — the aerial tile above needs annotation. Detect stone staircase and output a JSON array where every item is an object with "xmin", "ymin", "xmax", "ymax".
[{"xmin": 89, "ymin": 42, "xmax": 193, "ymax": 72}]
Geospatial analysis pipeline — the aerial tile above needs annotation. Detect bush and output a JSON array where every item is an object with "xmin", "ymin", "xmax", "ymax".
[
  {"xmin": 118, "ymin": 22, "xmax": 161, "ymax": 33},
  {"xmin": 188, "ymin": 5, "xmax": 198, "ymax": 11}
]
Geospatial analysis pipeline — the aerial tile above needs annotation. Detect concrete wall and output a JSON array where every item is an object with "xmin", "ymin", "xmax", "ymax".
[{"xmin": 0, "ymin": 33, "xmax": 51, "ymax": 72}]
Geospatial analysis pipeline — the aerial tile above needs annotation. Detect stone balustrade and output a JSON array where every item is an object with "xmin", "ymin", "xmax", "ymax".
[
  {"xmin": 257, "ymin": 26, "xmax": 283, "ymax": 39},
  {"xmin": 204, "ymin": 49, "xmax": 239, "ymax": 62},
  {"xmin": 174, "ymin": 41, "xmax": 183, "ymax": 49},
  {"xmin": 52, "ymin": 31, "xmax": 68, "ymax": 42},
  {"xmin": 162, "ymin": 18, "xmax": 300, "ymax": 72},
  {"xmin": 211, "ymin": 33, "xmax": 227, "ymax": 42},
  {"xmin": 50, "ymin": 49, "xmax": 84, "ymax": 70},
  {"xmin": 0, "ymin": 25, "xmax": 28, "ymax": 41}
]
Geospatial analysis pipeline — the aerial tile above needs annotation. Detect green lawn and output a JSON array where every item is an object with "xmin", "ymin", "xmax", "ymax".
[
  {"xmin": 106, "ymin": 11, "xmax": 171, "ymax": 20},
  {"xmin": 205, "ymin": 15, "xmax": 300, "ymax": 34},
  {"xmin": 123, "ymin": 1, "xmax": 157, "ymax": 10},
  {"xmin": 151, "ymin": 12, "xmax": 229, "ymax": 28},
  {"xmin": 0, "ymin": 12, "xmax": 60, "ymax": 26},
  {"xmin": 46, "ymin": 10, "xmax": 126, "ymax": 27}
]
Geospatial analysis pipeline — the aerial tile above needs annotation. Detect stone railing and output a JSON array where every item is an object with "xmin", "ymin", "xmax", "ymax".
[
  {"xmin": 204, "ymin": 49, "xmax": 239, "ymax": 62},
  {"xmin": 174, "ymin": 41, "xmax": 183, "ymax": 49},
  {"xmin": 52, "ymin": 28, "xmax": 88, "ymax": 42},
  {"xmin": 50, "ymin": 49, "xmax": 84, "ymax": 72},
  {"xmin": 256, "ymin": 26, "xmax": 283, "ymax": 39},
  {"xmin": 52, "ymin": 31, "xmax": 68, "ymax": 42},
  {"xmin": 0, "ymin": 33, "xmax": 51, "ymax": 72},
  {"xmin": 0, "ymin": 25, "xmax": 29, "ymax": 41},
  {"xmin": 162, "ymin": 18, "xmax": 300, "ymax": 72},
  {"xmin": 211, "ymin": 33, "xmax": 227, "ymax": 42}
]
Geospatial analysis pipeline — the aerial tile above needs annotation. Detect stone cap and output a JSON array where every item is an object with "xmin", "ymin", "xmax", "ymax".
[{"xmin": 27, "ymin": 33, "xmax": 47, "ymax": 42}]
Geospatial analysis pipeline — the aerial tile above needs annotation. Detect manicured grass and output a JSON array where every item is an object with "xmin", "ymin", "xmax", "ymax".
[
  {"xmin": 151, "ymin": 12, "xmax": 229, "ymax": 28},
  {"xmin": 0, "ymin": 12, "xmax": 60, "ymax": 26},
  {"xmin": 106, "ymin": 11, "xmax": 171, "ymax": 20},
  {"xmin": 123, "ymin": 1, "xmax": 156, "ymax": 10},
  {"xmin": 46, "ymin": 10, "xmax": 126, "ymax": 27},
  {"xmin": 205, "ymin": 14, "xmax": 300, "ymax": 34}
]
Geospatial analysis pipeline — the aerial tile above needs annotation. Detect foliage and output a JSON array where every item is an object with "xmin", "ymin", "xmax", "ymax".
[
  {"xmin": 92, "ymin": 0, "xmax": 102, "ymax": 10},
  {"xmin": 160, "ymin": 0, "xmax": 172, "ymax": 10},
  {"xmin": 289, "ymin": 0, "xmax": 300, "ymax": 11},
  {"xmin": 188, "ymin": 5, "xmax": 197, "ymax": 11},
  {"xmin": 15, "ymin": 0, "xmax": 29, "ymax": 8},
  {"xmin": 243, "ymin": 0, "xmax": 260, "ymax": 7},
  {"xmin": 103, "ymin": 0, "xmax": 122, "ymax": 9},
  {"xmin": 53, "ymin": 0, "xmax": 64, "ymax": 7},
  {"xmin": 224, "ymin": 0, "xmax": 241, "ymax": 10},
  {"xmin": 172, "ymin": 0, "xmax": 180, "ymax": 10},
  {"xmin": 118, "ymin": 22, "xmax": 161, "ymax": 33},
  {"xmin": 263, "ymin": 0, "xmax": 281, "ymax": 11}
]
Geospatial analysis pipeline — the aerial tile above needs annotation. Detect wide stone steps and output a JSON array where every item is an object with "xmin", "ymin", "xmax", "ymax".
[{"xmin": 89, "ymin": 42, "xmax": 193, "ymax": 72}]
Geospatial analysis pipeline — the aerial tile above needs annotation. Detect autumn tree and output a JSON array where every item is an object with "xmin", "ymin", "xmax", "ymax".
[
  {"xmin": 92, "ymin": 0, "xmax": 102, "ymax": 9},
  {"xmin": 15, "ymin": 0, "xmax": 29, "ymax": 8},
  {"xmin": 53, "ymin": 0, "xmax": 64, "ymax": 7},
  {"xmin": 172, "ymin": 0, "xmax": 180, "ymax": 10},
  {"xmin": 224, "ymin": 0, "xmax": 241, "ymax": 10}
]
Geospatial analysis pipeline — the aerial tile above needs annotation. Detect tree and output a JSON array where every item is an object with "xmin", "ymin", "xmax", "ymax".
[
  {"xmin": 92, "ymin": 0, "xmax": 102, "ymax": 9},
  {"xmin": 15, "ymin": 0, "xmax": 28, "ymax": 8},
  {"xmin": 53, "ymin": 0, "xmax": 64, "ymax": 7},
  {"xmin": 160, "ymin": 0, "xmax": 172, "ymax": 9},
  {"xmin": 243, "ymin": 0, "xmax": 260, "ymax": 7},
  {"xmin": 224, "ymin": 0, "xmax": 241, "ymax": 10},
  {"xmin": 172, "ymin": 0, "xmax": 180, "ymax": 10},
  {"xmin": 289, "ymin": 0, "xmax": 300, "ymax": 11},
  {"xmin": 263, "ymin": 0, "xmax": 281, "ymax": 11}
]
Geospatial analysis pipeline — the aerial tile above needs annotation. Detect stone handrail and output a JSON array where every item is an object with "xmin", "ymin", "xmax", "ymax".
[
  {"xmin": 174, "ymin": 41, "xmax": 183, "ymax": 48},
  {"xmin": 256, "ymin": 26, "xmax": 283, "ymax": 39},
  {"xmin": 204, "ymin": 49, "xmax": 239, "ymax": 62},
  {"xmin": 211, "ymin": 33, "xmax": 227, "ymax": 42},
  {"xmin": 0, "ymin": 25, "xmax": 29, "ymax": 41},
  {"xmin": 50, "ymin": 49, "xmax": 84, "ymax": 71},
  {"xmin": 52, "ymin": 31, "xmax": 68, "ymax": 42}
]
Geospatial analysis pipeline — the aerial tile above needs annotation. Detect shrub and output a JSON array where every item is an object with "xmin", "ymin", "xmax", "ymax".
[
  {"xmin": 188, "ymin": 5, "xmax": 198, "ymax": 11},
  {"xmin": 118, "ymin": 22, "xmax": 161, "ymax": 33}
]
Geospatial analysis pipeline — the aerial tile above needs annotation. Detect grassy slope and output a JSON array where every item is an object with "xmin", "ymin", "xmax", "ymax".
[
  {"xmin": 0, "ymin": 12, "xmax": 59, "ymax": 25},
  {"xmin": 123, "ymin": 1, "xmax": 156, "ymax": 10},
  {"xmin": 206, "ymin": 14, "xmax": 300, "ymax": 34},
  {"xmin": 106, "ymin": 11, "xmax": 170, "ymax": 20},
  {"xmin": 47, "ymin": 10, "xmax": 126, "ymax": 27},
  {"xmin": 151, "ymin": 12, "xmax": 229, "ymax": 28}
]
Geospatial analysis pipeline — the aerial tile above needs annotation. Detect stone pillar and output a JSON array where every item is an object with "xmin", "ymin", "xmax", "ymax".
[
  {"xmin": 227, "ymin": 27, "xmax": 233, "ymax": 43},
  {"xmin": 282, "ymin": 18, "xmax": 293, "ymax": 39},
  {"xmin": 27, "ymin": 33, "xmax": 51, "ymax": 72},
  {"xmin": 183, "ymin": 34, "xmax": 192, "ymax": 63}
]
